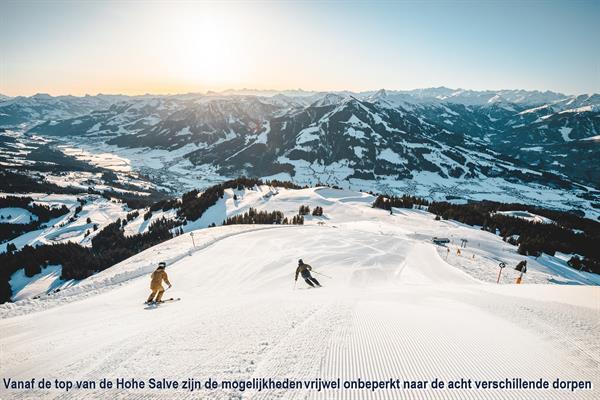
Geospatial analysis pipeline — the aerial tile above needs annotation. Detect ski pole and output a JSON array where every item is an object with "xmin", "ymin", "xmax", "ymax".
[
  {"xmin": 312, "ymin": 270, "xmax": 332, "ymax": 279},
  {"xmin": 293, "ymin": 280, "xmax": 297, "ymax": 290}
]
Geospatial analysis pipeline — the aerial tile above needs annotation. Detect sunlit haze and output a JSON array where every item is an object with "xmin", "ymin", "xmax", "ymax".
[{"xmin": 1, "ymin": 0, "xmax": 599, "ymax": 96}]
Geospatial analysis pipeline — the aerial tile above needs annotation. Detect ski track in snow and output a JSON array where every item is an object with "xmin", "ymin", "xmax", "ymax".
[{"xmin": 1, "ymin": 189, "xmax": 599, "ymax": 399}]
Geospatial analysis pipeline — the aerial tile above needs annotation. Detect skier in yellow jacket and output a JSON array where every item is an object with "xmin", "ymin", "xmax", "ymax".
[{"xmin": 146, "ymin": 262, "xmax": 172, "ymax": 303}]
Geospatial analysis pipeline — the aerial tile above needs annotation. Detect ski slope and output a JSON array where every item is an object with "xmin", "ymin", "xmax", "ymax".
[{"xmin": 1, "ymin": 188, "xmax": 599, "ymax": 399}]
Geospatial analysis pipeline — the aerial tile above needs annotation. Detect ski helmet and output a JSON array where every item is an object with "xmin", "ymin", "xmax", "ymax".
[
  {"xmin": 158, "ymin": 262, "xmax": 166, "ymax": 269},
  {"xmin": 298, "ymin": 259, "xmax": 303, "ymax": 265}
]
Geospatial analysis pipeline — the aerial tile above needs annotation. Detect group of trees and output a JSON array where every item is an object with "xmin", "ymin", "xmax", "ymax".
[
  {"xmin": 0, "ymin": 170, "xmax": 82, "ymax": 195},
  {"xmin": 91, "ymin": 217, "xmax": 177, "ymax": 259},
  {"xmin": 99, "ymin": 188, "xmax": 172, "ymax": 209},
  {"xmin": 298, "ymin": 205, "xmax": 324, "ymax": 217},
  {"xmin": 428, "ymin": 201, "xmax": 490, "ymax": 226},
  {"xmin": 224, "ymin": 208, "xmax": 288, "ymax": 225},
  {"xmin": 372, "ymin": 195, "xmax": 430, "ymax": 210},
  {"xmin": 149, "ymin": 198, "xmax": 180, "ymax": 213},
  {"xmin": 428, "ymin": 200, "xmax": 597, "ymax": 233},
  {"xmin": 5, "ymin": 242, "xmax": 17, "ymax": 253},
  {"xmin": 566, "ymin": 255, "xmax": 598, "ymax": 272},
  {"xmin": 139, "ymin": 196, "xmax": 181, "ymax": 221},
  {"xmin": 263, "ymin": 180, "xmax": 305, "ymax": 190},
  {"xmin": 223, "ymin": 207, "xmax": 306, "ymax": 226},
  {"xmin": 0, "ymin": 223, "xmax": 34, "ymax": 244},
  {"xmin": 290, "ymin": 215, "xmax": 305, "ymax": 225},
  {"xmin": 178, "ymin": 184, "xmax": 225, "ymax": 221},
  {"xmin": 299, "ymin": 205, "xmax": 311, "ymax": 215}
]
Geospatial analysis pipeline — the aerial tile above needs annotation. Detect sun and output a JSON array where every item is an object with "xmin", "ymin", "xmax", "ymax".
[{"xmin": 164, "ymin": 12, "xmax": 247, "ymax": 88}]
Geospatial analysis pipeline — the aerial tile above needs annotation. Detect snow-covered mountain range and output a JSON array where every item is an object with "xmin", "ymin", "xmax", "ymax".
[{"xmin": 1, "ymin": 88, "xmax": 598, "ymax": 217}]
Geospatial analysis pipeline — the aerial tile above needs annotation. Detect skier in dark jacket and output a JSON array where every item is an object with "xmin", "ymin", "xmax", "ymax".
[
  {"xmin": 515, "ymin": 260, "xmax": 528, "ymax": 273},
  {"xmin": 295, "ymin": 259, "xmax": 321, "ymax": 288},
  {"xmin": 515, "ymin": 260, "xmax": 527, "ymax": 284}
]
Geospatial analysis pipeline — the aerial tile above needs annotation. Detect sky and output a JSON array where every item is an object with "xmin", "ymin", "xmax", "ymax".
[{"xmin": 1, "ymin": 0, "xmax": 598, "ymax": 96}]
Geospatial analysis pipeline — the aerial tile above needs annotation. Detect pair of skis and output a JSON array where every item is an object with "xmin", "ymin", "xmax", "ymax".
[{"xmin": 144, "ymin": 297, "xmax": 181, "ymax": 305}]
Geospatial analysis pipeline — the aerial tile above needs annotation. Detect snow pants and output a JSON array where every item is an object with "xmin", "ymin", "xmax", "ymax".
[
  {"xmin": 147, "ymin": 289, "xmax": 165, "ymax": 303},
  {"xmin": 304, "ymin": 275, "xmax": 321, "ymax": 288}
]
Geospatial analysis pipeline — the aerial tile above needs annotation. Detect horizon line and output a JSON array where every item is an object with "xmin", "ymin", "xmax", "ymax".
[{"xmin": 1, "ymin": 86, "xmax": 596, "ymax": 99}]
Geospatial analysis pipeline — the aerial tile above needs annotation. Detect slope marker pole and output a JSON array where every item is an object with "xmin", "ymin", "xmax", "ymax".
[{"xmin": 497, "ymin": 262, "xmax": 506, "ymax": 283}]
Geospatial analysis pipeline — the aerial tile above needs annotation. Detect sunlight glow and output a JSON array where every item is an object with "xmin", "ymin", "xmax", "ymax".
[{"xmin": 164, "ymin": 10, "xmax": 247, "ymax": 87}]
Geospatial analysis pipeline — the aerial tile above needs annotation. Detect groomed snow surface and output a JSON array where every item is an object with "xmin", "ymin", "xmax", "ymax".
[{"xmin": 1, "ymin": 187, "xmax": 598, "ymax": 399}]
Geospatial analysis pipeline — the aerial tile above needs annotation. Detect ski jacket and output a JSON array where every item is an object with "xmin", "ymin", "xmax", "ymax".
[
  {"xmin": 150, "ymin": 269, "xmax": 171, "ymax": 291},
  {"xmin": 295, "ymin": 263, "xmax": 312, "ymax": 280},
  {"xmin": 515, "ymin": 261, "xmax": 527, "ymax": 273}
]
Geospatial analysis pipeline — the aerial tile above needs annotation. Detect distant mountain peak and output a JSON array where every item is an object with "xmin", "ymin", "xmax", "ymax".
[
  {"xmin": 374, "ymin": 89, "xmax": 388, "ymax": 98},
  {"xmin": 32, "ymin": 93, "xmax": 53, "ymax": 99},
  {"xmin": 311, "ymin": 93, "xmax": 346, "ymax": 107}
]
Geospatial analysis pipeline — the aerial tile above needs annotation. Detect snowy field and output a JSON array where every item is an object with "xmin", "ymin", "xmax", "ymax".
[
  {"xmin": 0, "ymin": 207, "xmax": 37, "ymax": 224},
  {"xmin": 54, "ymin": 139, "xmax": 229, "ymax": 194},
  {"xmin": 9, "ymin": 265, "xmax": 77, "ymax": 302},
  {"xmin": 0, "ymin": 187, "xmax": 598, "ymax": 399}
]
